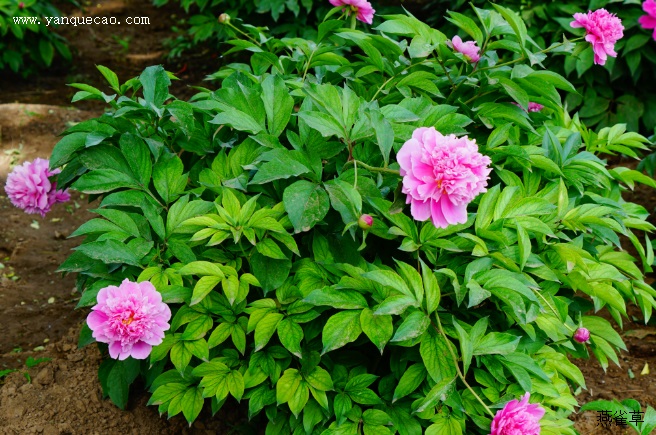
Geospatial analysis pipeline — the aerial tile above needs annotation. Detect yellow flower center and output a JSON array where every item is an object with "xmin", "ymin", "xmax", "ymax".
[{"xmin": 122, "ymin": 314, "xmax": 134, "ymax": 325}]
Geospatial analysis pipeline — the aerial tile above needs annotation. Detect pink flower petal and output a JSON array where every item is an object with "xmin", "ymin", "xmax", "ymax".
[
  {"xmin": 129, "ymin": 341, "xmax": 152, "ymax": 359},
  {"xmin": 86, "ymin": 279, "xmax": 170, "ymax": 361},
  {"xmin": 441, "ymin": 199, "xmax": 468, "ymax": 225},
  {"xmin": 396, "ymin": 127, "xmax": 491, "ymax": 230},
  {"xmin": 108, "ymin": 342, "xmax": 122, "ymax": 359},
  {"xmin": 410, "ymin": 199, "xmax": 432, "ymax": 221},
  {"xmin": 571, "ymin": 9, "xmax": 623, "ymax": 66}
]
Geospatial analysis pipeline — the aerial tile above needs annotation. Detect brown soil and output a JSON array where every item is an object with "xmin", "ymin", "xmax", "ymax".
[{"xmin": 0, "ymin": 1, "xmax": 654, "ymax": 433}]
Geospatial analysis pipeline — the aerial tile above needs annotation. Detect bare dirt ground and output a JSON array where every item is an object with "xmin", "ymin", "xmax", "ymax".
[{"xmin": 0, "ymin": 0, "xmax": 654, "ymax": 434}]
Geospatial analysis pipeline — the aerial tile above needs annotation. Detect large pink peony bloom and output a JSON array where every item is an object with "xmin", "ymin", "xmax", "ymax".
[
  {"xmin": 448, "ymin": 35, "xmax": 481, "ymax": 62},
  {"xmin": 329, "ymin": 0, "xmax": 375, "ymax": 25},
  {"xmin": 4, "ymin": 158, "xmax": 70, "ymax": 217},
  {"xmin": 570, "ymin": 9, "xmax": 624, "ymax": 65},
  {"xmin": 490, "ymin": 393, "xmax": 545, "ymax": 435},
  {"xmin": 87, "ymin": 279, "xmax": 171, "ymax": 360},
  {"xmin": 397, "ymin": 127, "xmax": 492, "ymax": 229},
  {"xmin": 639, "ymin": 0, "xmax": 656, "ymax": 41}
]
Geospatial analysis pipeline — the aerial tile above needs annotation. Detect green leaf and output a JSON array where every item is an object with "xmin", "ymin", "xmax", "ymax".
[
  {"xmin": 492, "ymin": 4, "xmax": 528, "ymax": 50},
  {"xmin": 50, "ymin": 132, "xmax": 88, "ymax": 169},
  {"xmin": 390, "ymin": 311, "xmax": 430, "ymax": 342},
  {"xmin": 74, "ymin": 239, "xmax": 140, "ymax": 266},
  {"xmin": 277, "ymin": 368, "xmax": 302, "ymax": 405},
  {"xmin": 362, "ymin": 270, "xmax": 414, "ymax": 300},
  {"xmin": 211, "ymin": 112, "xmax": 262, "ymax": 135},
  {"xmin": 420, "ymin": 330, "xmax": 457, "ymax": 383},
  {"xmin": 255, "ymin": 238, "xmax": 287, "ymax": 260},
  {"xmin": 360, "ymin": 308, "xmax": 393, "ymax": 354},
  {"xmin": 277, "ymin": 318, "xmax": 304, "ymax": 358},
  {"xmin": 305, "ymin": 287, "xmax": 368, "ymax": 310},
  {"xmin": 446, "ymin": 11, "xmax": 483, "ymax": 45},
  {"xmin": 250, "ymin": 252, "xmax": 292, "ymax": 294},
  {"xmin": 369, "ymin": 109, "xmax": 394, "ymax": 165},
  {"xmin": 226, "ymin": 370, "xmax": 245, "ymax": 401},
  {"xmin": 181, "ymin": 386, "xmax": 204, "ymax": 424},
  {"xmin": 190, "ymin": 276, "xmax": 222, "ymax": 306},
  {"xmin": 153, "ymin": 155, "xmax": 187, "ymax": 204},
  {"xmin": 497, "ymin": 77, "xmax": 529, "ymax": 110},
  {"xmin": 392, "ymin": 363, "xmax": 426, "ymax": 402},
  {"xmin": 97, "ymin": 65, "xmax": 120, "ymax": 92},
  {"xmin": 140, "ymin": 65, "xmax": 170, "ymax": 107},
  {"xmin": 71, "ymin": 169, "xmax": 140, "ymax": 194},
  {"xmin": 473, "ymin": 333, "xmax": 520, "ymax": 356},
  {"xmin": 250, "ymin": 149, "xmax": 311, "ymax": 185},
  {"xmin": 414, "ymin": 377, "xmax": 455, "ymax": 414},
  {"xmin": 322, "ymin": 310, "xmax": 363, "ymax": 355},
  {"xmin": 297, "ymin": 111, "xmax": 345, "ymax": 139},
  {"xmin": 178, "ymin": 261, "xmax": 225, "ymax": 277},
  {"xmin": 39, "ymin": 39, "xmax": 54, "ymax": 66},
  {"xmin": 283, "ymin": 181, "xmax": 330, "ymax": 233},
  {"xmin": 120, "ymin": 133, "xmax": 152, "ymax": 187},
  {"xmin": 107, "ymin": 360, "xmax": 139, "ymax": 410},
  {"xmin": 261, "ymin": 74, "xmax": 294, "ymax": 137},
  {"xmin": 305, "ymin": 366, "xmax": 334, "ymax": 392},
  {"xmin": 255, "ymin": 312, "xmax": 284, "ymax": 351},
  {"xmin": 421, "ymin": 260, "xmax": 441, "ymax": 314},
  {"xmin": 425, "ymin": 412, "xmax": 462, "ymax": 435},
  {"xmin": 516, "ymin": 222, "xmax": 531, "ymax": 270}
]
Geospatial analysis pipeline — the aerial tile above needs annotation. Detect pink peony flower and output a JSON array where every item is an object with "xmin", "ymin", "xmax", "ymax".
[
  {"xmin": 570, "ymin": 9, "xmax": 624, "ymax": 65},
  {"xmin": 329, "ymin": 0, "xmax": 375, "ymax": 25},
  {"xmin": 4, "ymin": 158, "xmax": 70, "ymax": 217},
  {"xmin": 512, "ymin": 102, "xmax": 545, "ymax": 113},
  {"xmin": 490, "ymin": 393, "xmax": 545, "ymax": 435},
  {"xmin": 639, "ymin": 0, "xmax": 656, "ymax": 41},
  {"xmin": 573, "ymin": 327, "xmax": 590, "ymax": 343},
  {"xmin": 447, "ymin": 35, "xmax": 481, "ymax": 63},
  {"xmin": 397, "ymin": 127, "xmax": 492, "ymax": 229},
  {"xmin": 358, "ymin": 214, "xmax": 374, "ymax": 230},
  {"xmin": 87, "ymin": 279, "xmax": 171, "ymax": 360}
]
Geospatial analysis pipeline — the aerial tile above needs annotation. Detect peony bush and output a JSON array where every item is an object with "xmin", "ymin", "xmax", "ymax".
[{"xmin": 8, "ymin": 2, "xmax": 656, "ymax": 433}]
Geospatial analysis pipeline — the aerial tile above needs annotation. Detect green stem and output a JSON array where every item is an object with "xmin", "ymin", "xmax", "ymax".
[
  {"xmin": 226, "ymin": 21, "xmax": 261, "ymax": 46},
  {"xmin": 532, "ymin": 288, "xmax": 575, "ymax": 333},
  {"xmin": 475, "ymin": 37, "xmax": 584, "ymax": 73},
  {"xmin": 302, "ymin": 47, "xmax": 318, "ymax": 81},
  {"xmin": 370, "ymin": 60, "xmax": 433, "ymax": 102},
  {"xmin": 433, "ymin": 315, "xmax": 496, "ymax": 418},
  {"xmin": 350, "ymin": 13, "xmax": 357, "ymax": 30},
  {"xmin": 143, "ymin": 188, "xmax": 168, "ymax": 211},
  {"xmin": 436, "ymin": 55, "xmax": 455, "ymax": 88},
  {"xmin": 342, "ymin": 160, "xmax": 400, "ymax": 176},
  {"xmin": 353, "ymin": 160, "xmax": 358, "ymax": 189}
]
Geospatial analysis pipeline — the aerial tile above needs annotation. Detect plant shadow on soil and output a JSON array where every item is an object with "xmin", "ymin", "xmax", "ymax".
[{"xmin": 0, "ymin": 0, "xmax": 654, "ymax": 433}]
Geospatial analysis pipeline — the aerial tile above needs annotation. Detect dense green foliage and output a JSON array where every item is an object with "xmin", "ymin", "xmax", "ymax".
[
  {"xmin": 432, "ymin": 0, "xmax": 656, "ymax": 135},
  {"xmin": 0, "ymin": 0, "xmax": 71, "ymax": 76},
  {"xmin": 53, "ymin": 5, "xmax": 656, "ymax": 434}
]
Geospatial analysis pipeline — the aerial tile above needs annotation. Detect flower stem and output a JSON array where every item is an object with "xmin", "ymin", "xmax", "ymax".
[
  {"xmin": 432, "ymin": 315, "xmax": 496, "ymax": 418},
  {"xmin": 226, "ymin": 21, "xmax": 261, "ymax": 46},
  {"xmin": 342, "ymin": 160, "xmax": 400, "ymax": 176},
  {"xmin": 532, "ymin": 288, "xmax": 575, "ymax": 333}
]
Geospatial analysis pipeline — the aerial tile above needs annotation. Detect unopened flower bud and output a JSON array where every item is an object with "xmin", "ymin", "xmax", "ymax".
[
  {"xmin": 218, "ymin": 13, "xmax": 230, "ymax": 24},
  {"xmin": 573, "ymin": 327, "xmax": 590, "ymax": 343},
  {"xmin": 18, "ymin": 2, "xmax": 25, "ymax": 9},
  {"xmin": 358, "ymin": 214, "xmax": 374, "ymax": 230}
]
